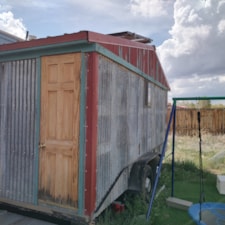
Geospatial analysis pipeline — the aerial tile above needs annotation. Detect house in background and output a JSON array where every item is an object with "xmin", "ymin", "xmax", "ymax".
[{"xmin": 0, "ymin": 30, "xmax": 24, "ymax": 44}]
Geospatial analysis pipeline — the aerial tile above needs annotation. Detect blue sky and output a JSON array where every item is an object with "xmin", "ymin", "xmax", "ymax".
[{"xmin": 1, "ymin": 0, "xmax": 225, "ymax": 104}]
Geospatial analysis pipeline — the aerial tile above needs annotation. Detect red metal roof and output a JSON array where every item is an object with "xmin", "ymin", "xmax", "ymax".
[
  {"xmin": 0, "ymin": 31, "xmax": 155, "ymax": 52},
  {"xmin": 0, "ymin": 31, "xmax": 88, "ymax": 51},
  {"xmin": 0, "ymin": 30, "xmax": 170, "ymax": 90}
]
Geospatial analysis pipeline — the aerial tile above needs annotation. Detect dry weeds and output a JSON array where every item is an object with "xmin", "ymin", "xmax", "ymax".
[{"xmin": 165, "ymin": 134, "xmax": 225, "ymax": 175}]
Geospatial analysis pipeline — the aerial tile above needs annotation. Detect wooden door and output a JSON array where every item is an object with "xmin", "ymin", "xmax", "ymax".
[{"xmin": 39, "ymin": 53, "xmax": 81, "ymax": 208}]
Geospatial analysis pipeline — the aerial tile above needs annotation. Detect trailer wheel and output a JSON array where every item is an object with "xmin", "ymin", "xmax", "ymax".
[{"xmin": 141, "ymin": 165, "xmax": 153, "ymax": 202}]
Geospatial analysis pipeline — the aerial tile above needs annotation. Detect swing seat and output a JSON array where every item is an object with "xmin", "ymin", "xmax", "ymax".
[{"xmin": 189, "ymin": 202, "xmax": 225, "ymax": 225}]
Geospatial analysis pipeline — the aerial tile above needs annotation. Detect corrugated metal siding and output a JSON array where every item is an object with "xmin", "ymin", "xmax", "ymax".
[
  {"xmin": 100, "ymin": 43, "xmax": 169, "ymax": 90},
  {"xmin": 0, "ymin": 59, "xmax": 38, "ymax": 203},
  {"xmin": 96, "ymin": 55, "xmax": 167, "ymax": 214}
]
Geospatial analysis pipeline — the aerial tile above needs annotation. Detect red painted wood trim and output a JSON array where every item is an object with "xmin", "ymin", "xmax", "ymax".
[
  {"xmin": 84, "ymin": 52, "xmax": 98, "ymax": 217},
  {"xmin": 0, "ymin": 31, "xmax": 89, "ymax": 51}
]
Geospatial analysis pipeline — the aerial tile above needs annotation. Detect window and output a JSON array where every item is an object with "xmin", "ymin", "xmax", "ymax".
[{"xmin": 145, "ymin": 81, "xmax": 151, "ymax": 107}]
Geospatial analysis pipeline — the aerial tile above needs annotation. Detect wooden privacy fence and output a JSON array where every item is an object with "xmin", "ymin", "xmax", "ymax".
[{"xmin": 167, "ymin": 108, "xmax": 225, "ymax": 136}]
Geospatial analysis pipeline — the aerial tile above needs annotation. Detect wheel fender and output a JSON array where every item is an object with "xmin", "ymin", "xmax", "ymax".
[
  {"xmin": 128, "ymin": 162, "xmax": 144, "ymax": 192},
  {"xmin": 128, "ymin": 155, "xmax": 160, "ymax": 192}
]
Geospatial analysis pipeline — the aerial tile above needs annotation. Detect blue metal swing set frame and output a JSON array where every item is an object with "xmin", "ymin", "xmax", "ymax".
[{"xmin": 146, "ymin": 96, "xmax": 225, "ymax": 225}]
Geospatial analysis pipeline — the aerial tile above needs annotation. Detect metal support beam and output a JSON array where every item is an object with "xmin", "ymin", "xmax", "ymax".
[{"xmin": 146, "ymin": 102, "xmax": 176, "ymax": 221}]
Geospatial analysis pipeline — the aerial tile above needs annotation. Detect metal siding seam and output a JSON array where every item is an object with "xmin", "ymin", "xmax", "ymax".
[
  {"xmin": 78, "ymin": 53, "xmax": 87, "ymax": 216},
  {"xmin": 34, "ymin": 57, "xmax": 41, "ymax": 205},
  {"xmin": 28, "ymin": 59, "xmax": 33, "ymax": 202},
  {"xmin": 20, "ymin": 60, "xmax": 25, "ymax": 202},
  {"xmin": 12, "ymin": 61, "xmax": 17, "ymax": 201},
  {"xmin": 24, "ymin": 60, "xmax": 28, "ymax": 201},
  {"xmin": 7, "ymin": 62, "xmax": 12, "ymax": 200},
  {"xmin": 18, "ymin": 60, "xmax": 22, "ymax": 201},
  {"xmin": 84, "ymin": 52, "xmax": 98, "ymax": 217},
  {"xmin": 9, "ymin": 61, "xmax": 13, "ymax": 200},
  {"xmin": 18, "ymin": 60, "xmax": 24, "ymax": 201},
  {"xmin": 0, "ymin": 62, "xmax": 8, "ymax": 198}
]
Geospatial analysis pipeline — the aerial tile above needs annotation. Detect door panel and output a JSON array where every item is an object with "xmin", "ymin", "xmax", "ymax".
[{"xmin": 39, "ymin": 53, "xmax": 81, "ymax": 208}]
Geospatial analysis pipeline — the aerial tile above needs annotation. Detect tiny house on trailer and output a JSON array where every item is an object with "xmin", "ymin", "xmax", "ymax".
[{"xmin": 0, "ymin": 31, "xmax": 169, "ymax": 223}]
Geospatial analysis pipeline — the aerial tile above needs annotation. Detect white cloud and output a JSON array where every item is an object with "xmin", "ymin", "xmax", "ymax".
[
  {"xmin": 217, "ymin": 0, "xmax": 225, "ymax": 13},
  {"xmin": 10, "ymin": 0, "xmax": 172, "ymax": 45},
  {"xmin": 130, "ymin": 0, "xmax": 174, "ymax": 18},
  {"xmin": 0, "ymin": 0, "xmax": 224, "ymax": 103},
  {"xmin": 158, "ymin": 0, "xmax": 225, "ymax": 100},
  {"xmin": 218, "ymin": 19, "xmax": 225, "ymax": 34},
  {"xmin": 168, "ymin": 74, "xmax": 225, "ymax": 101},
  {"xmin": 0, "ymin": 0, "xmax": 175, "ymax": 45},
  {"xmin": 0, "ymin": 11, "xmax": 26, "ymax": 39}
]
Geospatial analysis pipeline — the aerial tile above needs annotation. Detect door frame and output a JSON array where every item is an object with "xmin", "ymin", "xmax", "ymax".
[{"xmin": 34, "ymin": 53, "xmax": 87, "ymax": 215}]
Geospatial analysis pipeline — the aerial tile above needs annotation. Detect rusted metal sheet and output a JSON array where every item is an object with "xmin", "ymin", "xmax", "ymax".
[
  {"xmin": 100, "ymin": 43, "xmax": 169, "ymax": 90},
  {"xmin": 0, "ymin": 210, "xmax": 56, "ymax": 225},
  {"xmin": 0, "ymin": 59, "xmax": 38, "ymax": 204},
  {"xmin": 95, "ymin": 55, "xmax": 167, "ymax": 216},
  {"xmin": 0, "ymin": 31, "xmax": 169, "ymax": 91}
]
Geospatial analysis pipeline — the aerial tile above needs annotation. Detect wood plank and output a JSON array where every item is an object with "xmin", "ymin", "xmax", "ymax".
[{"xmin": 167, "ymin": 108, "xmax": 225, "ymax": 135}]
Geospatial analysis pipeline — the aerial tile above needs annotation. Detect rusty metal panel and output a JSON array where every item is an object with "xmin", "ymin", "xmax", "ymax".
[
  {"xmin": 100, "ymin": 43, "xmax": 169, "ymax": 90},
  {"xmin": 0, "ymin": 59, "xmax": 38, "ymax": 204},
  {"xmin": 95, "ymin": 55, "xmax": 167, "ymax": 215},
  {"xmin": 0, "ymin": 31, "xmax": 169, "ymax": 91}
]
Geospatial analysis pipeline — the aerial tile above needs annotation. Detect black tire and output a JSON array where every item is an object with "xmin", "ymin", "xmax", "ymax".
[{"xmin": 141, "ymin": 165, "xmax": 154, "ymax": 202}]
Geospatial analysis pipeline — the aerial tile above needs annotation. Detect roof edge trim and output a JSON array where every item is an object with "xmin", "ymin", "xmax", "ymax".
[{"xmin": 0, "ymin": 39, "xmax": 90, "ymax": 61}]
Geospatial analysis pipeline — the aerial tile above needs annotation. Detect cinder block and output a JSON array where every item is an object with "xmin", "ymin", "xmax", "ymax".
[
  {"xmin": 166, "ymin": 197, "xmax": 193, "ymax": 210},
  {"xmin": 217, "ymin": 175, "xmax": 225, "ymax": 194}
]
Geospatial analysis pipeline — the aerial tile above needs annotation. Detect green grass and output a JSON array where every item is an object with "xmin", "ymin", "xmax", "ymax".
[{"xmin": 96, "ymin": 135, "xmax": 225, "ymax": 225}]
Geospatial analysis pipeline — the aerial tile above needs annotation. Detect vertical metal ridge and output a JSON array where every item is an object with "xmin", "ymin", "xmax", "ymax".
[
  {"xmin": 33, "ymin": 58, "xmax": 40, "ymax": 205},
  {"xmin": 0, "ymin": 59, "xmax": 37, "ymax": 203},
  {"xmin": 96, "ymin": 55, "xmax": 167, "ymax": 216}
]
